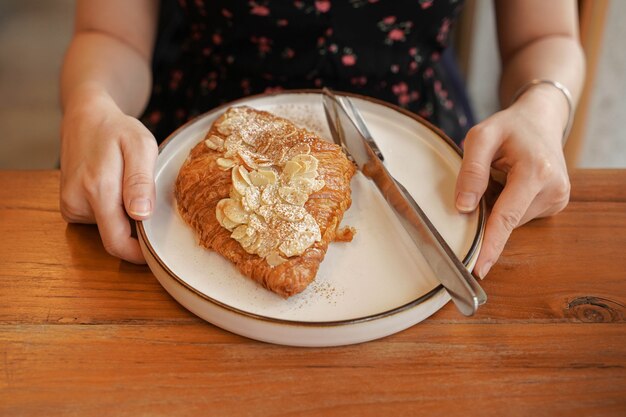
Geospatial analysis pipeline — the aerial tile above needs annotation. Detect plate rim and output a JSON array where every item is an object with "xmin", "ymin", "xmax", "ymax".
[{"xmin": 137, "ymin": 88, "xmax": 486, "ymax": 327}]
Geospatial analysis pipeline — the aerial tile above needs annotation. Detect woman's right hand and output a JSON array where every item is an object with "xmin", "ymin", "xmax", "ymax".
[{"xmin": 60, "ymin": 86, "xmax": 158, "ymax": 264}]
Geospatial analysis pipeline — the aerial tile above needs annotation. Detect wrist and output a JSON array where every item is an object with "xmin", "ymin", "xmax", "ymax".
[
  {"xmin": 63, "ymin": 82, "xmax": 121, "ymax": 118},
  {"xmin": 510, "ymin": 80, "xmax": 573, "ymax": 145}
]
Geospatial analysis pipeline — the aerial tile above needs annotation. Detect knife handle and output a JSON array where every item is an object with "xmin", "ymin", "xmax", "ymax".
[
  {"xmin": 391, "ymin": 178, "xmax": 487, "ymax": 315},
  {"xmin": 364, "ymin": 151, "xmax": 486, "ymax": 315}
]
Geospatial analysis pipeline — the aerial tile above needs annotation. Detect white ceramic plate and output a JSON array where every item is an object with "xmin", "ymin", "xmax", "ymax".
[{"xmin": 138, "ymin": 91, "xmax": 484, "ymax": 347}]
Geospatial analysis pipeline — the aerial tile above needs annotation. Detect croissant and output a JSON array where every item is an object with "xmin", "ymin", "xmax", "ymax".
[{"xmin": 175, "ymin": 106, "xmax": 355, "ymax": 297}]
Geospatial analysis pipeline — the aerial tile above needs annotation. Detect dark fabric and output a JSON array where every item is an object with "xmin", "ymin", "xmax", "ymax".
[{"xmin": 142, "ymin": 0, "xmax": 471, "ymax": 145}]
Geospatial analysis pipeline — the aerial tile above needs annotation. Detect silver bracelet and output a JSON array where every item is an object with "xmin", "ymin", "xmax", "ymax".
[{"xmin": 510, "ymin": 79, "xmax": 574, "ymax": 145}]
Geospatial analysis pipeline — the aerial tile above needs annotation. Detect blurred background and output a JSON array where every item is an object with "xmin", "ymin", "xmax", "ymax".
[
  {"xmin": 0, "ymin": 0, "xmax": 624, "ymax": 169},
  {"xmin": 0, "ymin": 0, "xmax": 73, "ymax": 169}
]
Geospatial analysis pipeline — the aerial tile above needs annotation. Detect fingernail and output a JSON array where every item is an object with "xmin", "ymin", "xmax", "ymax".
[
  {"xmin": 456, "ymin": 192, "xmax": 478, "ymax": 212},
  {"xmin": 478, "ymin": 261, "xmax": 494, "ymax": 279},
  {"xmin": 129, "ymin": 198, "xmax": 152, "ymax": 217}
]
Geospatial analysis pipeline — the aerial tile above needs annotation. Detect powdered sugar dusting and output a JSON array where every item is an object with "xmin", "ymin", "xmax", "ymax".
[{"xmin": 270, "ymin": 103, "xmax": 332, "ymax": 142}]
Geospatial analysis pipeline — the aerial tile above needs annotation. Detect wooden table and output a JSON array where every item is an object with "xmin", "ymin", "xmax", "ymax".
[{"xmin": 1, "ymin": 170, "xmax": 624, "ymax": 416}]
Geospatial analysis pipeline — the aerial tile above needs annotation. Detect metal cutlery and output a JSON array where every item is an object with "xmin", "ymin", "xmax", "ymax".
[{"xmin": 321, "ymin": 88, "xmax": 487, "ymax": 316}]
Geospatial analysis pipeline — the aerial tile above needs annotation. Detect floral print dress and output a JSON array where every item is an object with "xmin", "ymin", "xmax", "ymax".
[{"xmin": 142, "ymin": 0, "xmax": 469, "ymax": 144}]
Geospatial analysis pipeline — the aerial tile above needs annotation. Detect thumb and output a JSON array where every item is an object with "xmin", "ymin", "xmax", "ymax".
[
  {"xmin": 455, "ymin": 125, "xmax": 500, "ymax": 213},
  {"xmin": 121, "ymin": 131, "xmax": 158, "ymax": 220}
]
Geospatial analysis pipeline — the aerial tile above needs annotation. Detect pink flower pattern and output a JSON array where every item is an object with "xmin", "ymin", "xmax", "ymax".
[
  {"xmin": 419, "ymin": 0, "xmax": 434, "ymax": 10},
  {"xmin": 143, "ymin": 0, "xmax": 469, "ymax": 145},
  {"xmin": 314, "ymin": 1, "xmax": 330, "ymax": 13},
  {"xmin": 250, "ymin": 36, "xmax": 272, "ymax": 56},
  {"xmin": 377, "ymin": 16, "xmax": 413, "ymax": 45},
  {"xmin": 250, "ymin": 1, "xmax": 270, "ymax": 16},
  {"xmin": 295, "ymin": 0, "xmax": 331, "ymax": 15},
  {"xmin": 387, "ymin": 29, "xmax": 405, "ymax": 42},
  {"xmin": 341, "ymin": 54, "xmax": 357, "ymax": 66},
  {"xmin": 437, "ymin": 18, "xmax": 452, "ymax": 45}
]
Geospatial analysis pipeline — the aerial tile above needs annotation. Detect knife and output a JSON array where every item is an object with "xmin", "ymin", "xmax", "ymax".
[{"xmin": 322, "ymin": 89, "xmax": 487, "ymax": 316}]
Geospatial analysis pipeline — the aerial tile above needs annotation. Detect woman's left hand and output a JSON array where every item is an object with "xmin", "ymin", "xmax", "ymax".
[{"xmin": 455, "ymin": 85, "xmax": 571, "ymax": 278}]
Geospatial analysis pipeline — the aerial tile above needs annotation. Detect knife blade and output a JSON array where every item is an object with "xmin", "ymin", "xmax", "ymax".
[
  {"xmin": 322, "ymin": 89, "xmax": 487, "ymax": 316},
  {"xmin": 342, "ymin": 96, "xmax": 385, "ymax": 162}
]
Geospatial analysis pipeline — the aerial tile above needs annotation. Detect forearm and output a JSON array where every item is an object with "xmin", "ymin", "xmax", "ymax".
[
  {"xmin": 494, "ymin": 0, "xmax": 585, "ymax": 135},
  {"xmin": 61, "ymin": 31, "xmax": 153, "ymax": 117},
  {"xmin": 499, "ymin": 36, "xmax": 585, "ymax": 125}
]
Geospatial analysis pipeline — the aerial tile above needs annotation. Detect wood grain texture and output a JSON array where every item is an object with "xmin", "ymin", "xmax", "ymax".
[{"xmin": 1, "ymin": 170, "xmax": 625, "ymax": 416}]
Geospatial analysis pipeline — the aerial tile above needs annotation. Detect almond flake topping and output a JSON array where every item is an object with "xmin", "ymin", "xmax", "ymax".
[{"xmin": 212, "ymin": 107, "xmax": 326, "ymax": 266}]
